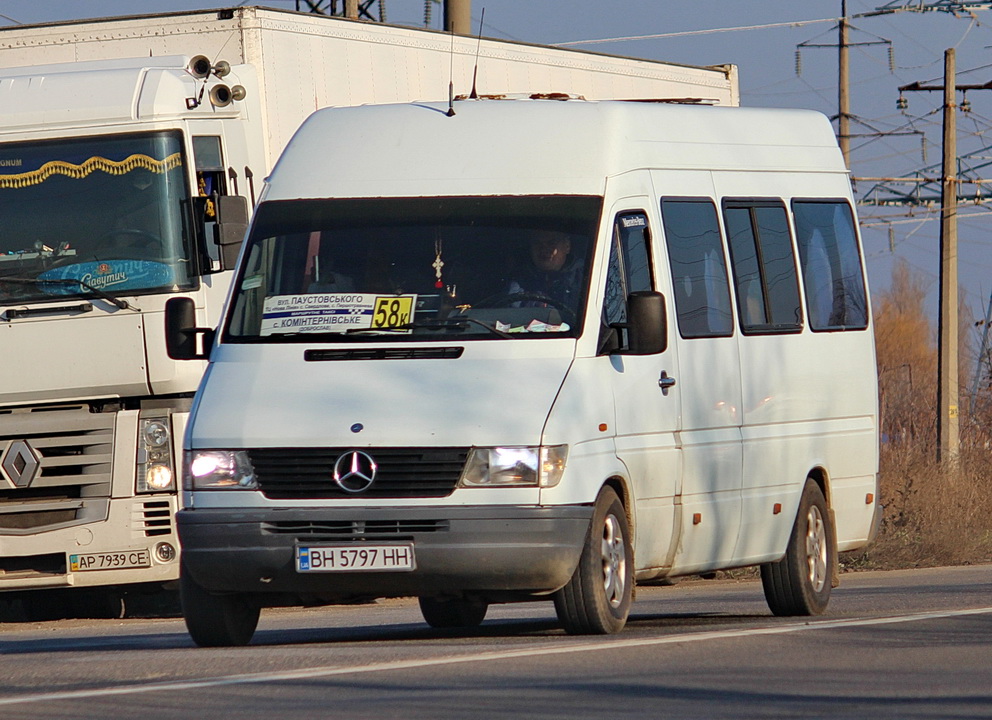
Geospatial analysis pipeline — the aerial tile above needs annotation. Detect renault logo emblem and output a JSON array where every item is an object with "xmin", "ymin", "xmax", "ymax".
[
  {"xmin": 333, "ymin": 450, "xmax": 377, "ymax": 493},
  {"xmin": 1, "ymin": 440, "xmax": 41, "ymax": 489}
]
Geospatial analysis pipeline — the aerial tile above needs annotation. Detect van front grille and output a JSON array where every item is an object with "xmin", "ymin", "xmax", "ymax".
[
  {"xmin": 262, "ymin": 519, "xmax": 449, "ymax": 538},
  {"xmin": 248, "ymin": 447, "xmax": 468, "ymax": 500}
]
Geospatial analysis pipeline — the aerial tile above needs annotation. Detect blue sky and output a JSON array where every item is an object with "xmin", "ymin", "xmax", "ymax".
[{"xmin": 2, "ymin": 1, "xmax": 991, "ymax": 332}]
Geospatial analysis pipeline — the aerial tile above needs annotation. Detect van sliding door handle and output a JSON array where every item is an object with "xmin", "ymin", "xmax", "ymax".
[{"xmin": 658, "ymin": 371, "xmax": 676, "ymax": 395}]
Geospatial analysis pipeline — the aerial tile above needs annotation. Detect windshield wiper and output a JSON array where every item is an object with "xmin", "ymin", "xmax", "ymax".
[
  {"xmin": 345, "ymin": 317, "xmax": 512, "ymax": 339},
  {"xmin": 0, "ymin": 275, "xmax": 140, "ymax": 311}
]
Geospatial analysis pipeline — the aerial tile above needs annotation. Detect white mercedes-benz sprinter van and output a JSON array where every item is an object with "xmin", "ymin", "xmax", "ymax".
[{"xmin": 167, "ymin": 98, "xmax": 880, "ymax": 646}]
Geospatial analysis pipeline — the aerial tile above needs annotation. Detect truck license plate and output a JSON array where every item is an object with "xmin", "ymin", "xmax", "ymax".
[
  {"xmin": 297, "ymin": 544, "xmax": 415, "ymax": 572},
  {"xmin": 69, "ymin": 549, "xmax": 151, "ymax": 572}
]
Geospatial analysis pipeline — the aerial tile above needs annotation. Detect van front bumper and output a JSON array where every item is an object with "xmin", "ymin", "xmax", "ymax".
[{"xmin": 177, "ymin": 505, "xmax": 593, "ymax": 599}]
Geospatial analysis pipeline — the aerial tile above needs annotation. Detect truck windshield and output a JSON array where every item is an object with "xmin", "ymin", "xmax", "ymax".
[
  {"xmin": 226, "ymin": 196, "xmax": 601, "ymax": 341},
  {"xmin": 0, "ymin": 131, "xmax": 195, "ymax": 304}
]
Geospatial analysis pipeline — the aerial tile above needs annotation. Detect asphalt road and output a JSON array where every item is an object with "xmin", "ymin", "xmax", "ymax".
[{"xmin": 1, "ymin": 565, "xmax": 990, "ymax": 719}]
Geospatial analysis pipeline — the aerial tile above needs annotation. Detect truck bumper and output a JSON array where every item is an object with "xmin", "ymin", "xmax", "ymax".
[
  {"xmin": 0, "ymin": 495, "xmax": 181, "ymax": 592},
  {"xmin": 177, "ymin": 504, "xmax": 593, "ymax": 599}
]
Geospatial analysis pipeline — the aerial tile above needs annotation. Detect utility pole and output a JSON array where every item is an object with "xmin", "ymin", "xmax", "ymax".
[
  {"xmin": 938, "ymin": 48, "xmax": 960, "ymax": 462},
  {"xmin": 900, "ymin": 50, "xmax": 962, "ymax": 462},
  {"xmin": 444, "ymin": 0, "xmax": 472, "ymax": 34},
  {"xmin": 796, "ymin": 2, "xmax": 891, "ymax": 170},
  {"xmin": 970, "ymin": 291, "xmax": 992, "ymax": 417},
  {"xmin": 839, "ymin": 1, "xmax": 851, "ymax": 167}
]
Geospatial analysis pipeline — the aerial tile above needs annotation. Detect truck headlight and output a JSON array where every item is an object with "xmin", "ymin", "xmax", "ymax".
[
  {"xmin": 185, "ymin": 450, "xmax": 258, "ymax": 490},
  {"xmin": 458, "ymin": 445, "xmax": 567, "ymax": 488},
  {"xmin": 137, "ymin": 418, "xmax": 176, "ymax": 493}
]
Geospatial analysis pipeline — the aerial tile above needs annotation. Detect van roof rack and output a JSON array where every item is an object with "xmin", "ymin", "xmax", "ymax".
[
  {"xmin": 454, "ymin": 92, "xmax": 586, "ymax": 101},
  {"xmin": 618, "ymin": 97, "xmax": 719, "ymax": 105},
  {"xmin": 451, "ymin": 94, "xmax": 719, "ymax": 105}
]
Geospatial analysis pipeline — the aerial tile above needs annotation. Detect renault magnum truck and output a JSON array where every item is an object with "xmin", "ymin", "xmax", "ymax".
[
  {"xmin": 168, "ymin": 97, "xmax": 880, "ymax": 646},
  {"xmin": 0, "ymin": 7, "xmax": 739, "ymax": 618}
]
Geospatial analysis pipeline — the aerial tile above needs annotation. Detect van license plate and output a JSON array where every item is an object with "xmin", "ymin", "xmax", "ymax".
[
  {"xmin": 297, "ymin": 544, "xmax": 415, "ymax": 572},
  {"xmin": 69, "ymin": 550, "xmax": 151, "ymax": 572}
]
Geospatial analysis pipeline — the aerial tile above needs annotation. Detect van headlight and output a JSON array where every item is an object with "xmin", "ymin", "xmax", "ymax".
[
  {"xmin": 184, "ymin": 450, "xmax": 258, "ymax": 490},
  {"xmin": 136, "ymin": 418, "xmax": 176, "ymax": 493},
  {"xmin": 458, "ymin": 445, "xmax": 567, "ymax": 488}
]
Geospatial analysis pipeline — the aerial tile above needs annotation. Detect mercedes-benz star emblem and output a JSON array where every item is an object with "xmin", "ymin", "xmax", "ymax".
[{"xmin": 333, "ymin": 450, "xmax": 377, "ymax": 493}]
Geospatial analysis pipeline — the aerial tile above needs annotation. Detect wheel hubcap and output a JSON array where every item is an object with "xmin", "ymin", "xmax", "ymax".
[
  {"xmin": 805, "ymin": 504, "xmax": 828, "ymax": 593},
  {"xmin": 601, "ymin": 513, "xmax": 626, "ymax": 608}
]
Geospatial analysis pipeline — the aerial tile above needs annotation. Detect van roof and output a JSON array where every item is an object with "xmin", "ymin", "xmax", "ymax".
[{"xmin": 265, "ymin": 99, "xmax": 846, "ymax": 201}]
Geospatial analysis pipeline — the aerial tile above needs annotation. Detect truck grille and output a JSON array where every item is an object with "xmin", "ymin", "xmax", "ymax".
[
  {"xmin": 0, "ymin": 405, "xmax": 114, "ymax": 532},
  {"xmin": 137, "ymin": 499, "xmax": 174, "ymax": 537},
  {"xmin": 248, "ymin": 447, "xmax": 468, "ymax": 500}
]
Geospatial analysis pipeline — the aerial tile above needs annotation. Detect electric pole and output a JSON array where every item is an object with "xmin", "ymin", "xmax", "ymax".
[
  {"xmin": 839, "ymin": 1, "xmax": 851, "ymax": 166},
  {"xmin": 796, "ymin": 2, "xmax": 891, "ymax": 170},
  {"xmin": 938, "ymin": 48, "xmax": 960, "ymax": 462},
  {"xmin": 970, "ymin": 292, "xmax": 992, "ymax": 417},
  {"xmin": 899, "ymin": 50, "xmax": 964, "ymax": 462},
  {"xmin": 444, "ymin": 0, "xmax": 471, "ymax": 34}
]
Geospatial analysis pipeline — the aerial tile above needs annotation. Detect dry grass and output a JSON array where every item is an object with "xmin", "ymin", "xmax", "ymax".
[{"xmin": 842, "ymin": 442, "xmax": 992, "ymax": 571}]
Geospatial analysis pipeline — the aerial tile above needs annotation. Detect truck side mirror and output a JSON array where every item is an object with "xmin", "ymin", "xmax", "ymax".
[
  {"xmin": 625, "ymin": 291, "xmax": 668, "ymax": 355},
  {"xmin": 165, "ymin": 297, "xmax": 215, "ymax": 360},
  {"xmin": 214, "ymin": 195, "xmax": 249, "ymax": 271}
]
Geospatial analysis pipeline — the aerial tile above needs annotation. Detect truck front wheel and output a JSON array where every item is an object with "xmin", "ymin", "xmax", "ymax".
[
  {"xmin": 180, "ymin": 563, "xmax": 260, "ymax": 647},
  {"xmin": 554, "ymin": 486, "xmax": 632, "ymax": 634}
]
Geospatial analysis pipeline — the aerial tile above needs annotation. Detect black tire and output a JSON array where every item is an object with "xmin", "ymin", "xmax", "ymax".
[
  {"xmin": 418, "ymin": 597, "xmax": 488, "ymax": 628},
  {"xmin": 554, "ymin": 486, "xmax": 633, "ymax": 634},
  {"xmin": 761, "ymin": 479, "xmax": 835, "ymax": 616},
  {"xmin": 72, "ymin": 590, "xmax": 125, "ymax": 619},
  {"xmin": 20, "ymin": 590, "xmax": 68, "ymax": 622},
  {"xmin": 180, "ymin": 564, "xmax": 260, "ymax": 647}
]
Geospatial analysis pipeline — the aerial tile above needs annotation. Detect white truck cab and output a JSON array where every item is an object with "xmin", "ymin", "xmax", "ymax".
[{"xmin": 170, "ymin": 98, "xmax": 880, "ymax": 645}]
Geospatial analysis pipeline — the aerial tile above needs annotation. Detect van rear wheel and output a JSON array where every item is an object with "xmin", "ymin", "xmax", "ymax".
[
  {"xmin": 418, "ymin": 597, "xmax": 488, "ymax": 628},
  {"xmin": 761, "ymin": 479, "xmax": 834, "ymax": 616},
  {"xmin": 180, "ymin": 564, "xmax": 260, "ymax": 647},
  {"xmin": 554, "ymin": 486, "xmax": 632, "ymax": 634}
]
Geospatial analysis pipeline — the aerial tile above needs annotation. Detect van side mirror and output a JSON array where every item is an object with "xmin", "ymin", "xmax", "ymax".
[
  {"xmin": 215, "ymin": 195, "xmax": 249, "ymax": 271},
  {"xmin": 625, "ymin": 291, "xmax": 668, "ymax": 355},
  {"xmin": 165, "ymin": 297, "xmax": 215, "ymax": 360}
]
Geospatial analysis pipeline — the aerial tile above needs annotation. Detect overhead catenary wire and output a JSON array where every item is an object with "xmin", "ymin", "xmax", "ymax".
[{"xmin": 553, "ymin": 16, "xmax": 845, "ymax": 47}]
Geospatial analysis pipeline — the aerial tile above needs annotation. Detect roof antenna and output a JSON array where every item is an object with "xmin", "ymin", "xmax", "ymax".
[
  {"xmin": 469, "ymin": 8, "xmax": 485, "ymax": 100},
  {"xmin": 446, "ymin": 28, "xmax": 456, "ymax": 117}
]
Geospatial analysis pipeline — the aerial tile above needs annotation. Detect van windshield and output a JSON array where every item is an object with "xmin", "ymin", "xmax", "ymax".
[{"xmin": 225, "ymin": 196, "xmax": 601, "ymax": 341}]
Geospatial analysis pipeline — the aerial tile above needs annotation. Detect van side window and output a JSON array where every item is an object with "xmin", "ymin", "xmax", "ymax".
[
  {"xmin": 603, "ymin": 212, "xmax": 655, "ymax": 351},
  {"xmin": 723, "ymin": 201, "xmax": 803, "ymax": 334},
  {"xmin": 660, "ymin": 199, "xmax": 734, "ymax": 338},
  {"xmin": 792, "ymin": 200, "xmax": 869, "ymax": 331}
]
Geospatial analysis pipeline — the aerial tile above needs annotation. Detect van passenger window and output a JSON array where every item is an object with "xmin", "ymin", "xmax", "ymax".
[
  {"xmin": 660, "ymin": 199, "xmax": 733, "ymax": 338},
  {"xmin": 603, "ymin": 212, "xmax": 655, "ymax": 351},
  {"xmin": 792, "ymin": 201, "xmax": 868, "ymax": 331},
  {"xmin": 724, "ymin": 201, "xmax": 803, "ymax": 334}
]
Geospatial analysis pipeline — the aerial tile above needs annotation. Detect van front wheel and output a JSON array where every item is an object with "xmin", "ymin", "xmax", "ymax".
[
  {"xmin": 418, "ymin": 597, "xmax": 488, "ymax": 628},
  {"xmin": 554, "ymin": 486, "xmax": 632, "ymax": 634},
  {"xmin": 761, "ymin": 479, "xmax": 835, "ymax": 616},
  {"xmin": 180, "ymin": 564, "xmax": 260, "ymax": 647}
]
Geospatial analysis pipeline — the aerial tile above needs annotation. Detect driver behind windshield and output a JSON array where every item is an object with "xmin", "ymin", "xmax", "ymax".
[{"xmin": 507, "ymin": 230, "xmax": 583, "ymax": 309}]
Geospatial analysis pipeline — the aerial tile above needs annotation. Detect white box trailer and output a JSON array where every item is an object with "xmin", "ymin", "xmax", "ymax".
[
  {"xmin": 0, "ymin": 7, "xmax": 739, "ymax": 162},
  {"xmin": 0, "ymin": 6, "xmax": 739, "ymax": 617}
]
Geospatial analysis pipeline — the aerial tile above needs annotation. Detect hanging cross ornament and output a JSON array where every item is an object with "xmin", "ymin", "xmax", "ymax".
[{"xmin": 433, "ymin": 238, "xmax": 445, "ymax": 289}]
